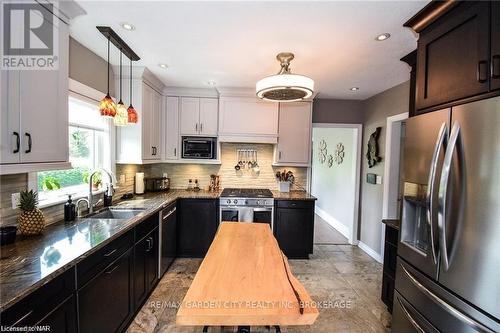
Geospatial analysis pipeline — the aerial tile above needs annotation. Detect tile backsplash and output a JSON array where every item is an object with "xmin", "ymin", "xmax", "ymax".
[
  {"xmin": 141, "ymin": 143, "xmax": 308, "ymax": 191},
  {"xmin": 0, "ymin": 143, "xmax": 308, "ymax": 227}
]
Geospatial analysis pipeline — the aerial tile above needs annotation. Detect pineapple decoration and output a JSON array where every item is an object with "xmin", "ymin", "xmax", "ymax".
[{"xmin": 18, "ymin": 190, "xmax": 45, "ymax": 235}]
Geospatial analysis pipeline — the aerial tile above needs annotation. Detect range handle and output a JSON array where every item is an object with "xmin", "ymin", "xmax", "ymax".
[
  {"xmin": 401, "ymin": 264, "xmax": 494, "ymax": 333},
  {"xmin": 426, "ymin": 122, "xmax": 447, "ymax": 265}
]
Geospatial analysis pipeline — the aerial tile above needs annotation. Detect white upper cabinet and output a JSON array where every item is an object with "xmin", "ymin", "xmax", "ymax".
[
  {"xmin": 218, "ymin": 96, "xmax": 278, "ymax": 143},
  {"xmin": 164, "ymin": 96, "xmax": 179, "ymax": 160},
  {"xmin": 116, "ymin": 68, "xmax": 164, "ymax": 164},
  {"xmin": 180, "ymin": 97, "xmax": 218, "ymax": 136},
  {"xmin": 180, "ymin": 97, "xmax": 200, "ymax": 135},
  {"xmin": 274, "ymin": 102, "xmax": 312, "ymax": 166},
  {"xmin": 0, "ymin": 5, "xmax": 72, "ymax": 174},
  {"xmin": 199, "ymin": 98, "xmax": 218, "ymax": 135}
]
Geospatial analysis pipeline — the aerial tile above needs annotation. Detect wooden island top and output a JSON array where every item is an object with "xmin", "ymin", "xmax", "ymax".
[{"xmin": 176, "ymin": 222, "xmax": 319, "ymax": 327}]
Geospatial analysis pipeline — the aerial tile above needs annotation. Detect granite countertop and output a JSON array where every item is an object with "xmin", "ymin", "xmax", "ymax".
[
  {"xmin": 0, "ymin": 188, "xmax": 314, "ymax": 311},
  {"xmin": 0, "ymin": 189, "xmax": 220, "ymax": 312},
  {"xmin": 271, "ymin": 190, "xmax": 317, "ymax": 201}
]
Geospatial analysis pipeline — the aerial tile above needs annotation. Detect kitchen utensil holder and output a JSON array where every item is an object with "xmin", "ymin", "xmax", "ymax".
[{"xmin": 279, "ymin": 181, "xmax": 290, "ymax": 193}]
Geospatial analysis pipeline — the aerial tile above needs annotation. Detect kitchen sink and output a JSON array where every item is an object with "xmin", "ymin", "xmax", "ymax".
[{"xmin": 87, "ymin": 207, "xmax": 146, "ymax": 219}]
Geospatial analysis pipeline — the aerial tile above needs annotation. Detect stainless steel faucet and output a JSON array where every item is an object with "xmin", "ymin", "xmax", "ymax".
[{"xmin": 87, "ymin": 169, "xmax": 114, "ymax": 214}]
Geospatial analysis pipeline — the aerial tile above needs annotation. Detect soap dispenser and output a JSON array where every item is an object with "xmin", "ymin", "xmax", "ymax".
[{"xmin": 64, "ymin": 195, "xmax": 76, "ymax": 222}]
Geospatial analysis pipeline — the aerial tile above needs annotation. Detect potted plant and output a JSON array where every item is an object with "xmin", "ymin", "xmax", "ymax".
[
  {"xmin": 82, "ymin": 170, "xmax": 102, "ymax": 190},
  {"xmin": 18, "ymin": 190, "xmax": 45, "ymax": 235}
]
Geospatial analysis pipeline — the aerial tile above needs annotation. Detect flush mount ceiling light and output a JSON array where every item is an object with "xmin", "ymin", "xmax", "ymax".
[
  {"xmin": 350, "ymin": 87, "xmax": 360, "ymax": 91},
  {"xmin": 256, "ymin": 52, "xmax": 314, "ymax": 102},
  {"xmin": 121, "ymin": 23, "xmax": 135, "ymax": 31},
  {"xmin": 375, "ymin": 33, "xmax": 391, "ymax": 41},
  {"xmin": 159, "ymin": 63, "xmax": 168, "ymax": 69}
]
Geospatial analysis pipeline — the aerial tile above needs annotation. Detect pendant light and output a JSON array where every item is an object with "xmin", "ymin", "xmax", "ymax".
[
  {"xmin": 256, "ymin": 52, "xmax": 314, "ymax": 102},
  {"xmin": 114, "ymin": 50, "xmax": 128, "ymax": 126},
  {"xmin": 99, "ymin": 38, "xmax": 117, "ymax": 117},
  {"xmin": 127, "ymin": 57, "xmax": 138, "ymax": 124}
]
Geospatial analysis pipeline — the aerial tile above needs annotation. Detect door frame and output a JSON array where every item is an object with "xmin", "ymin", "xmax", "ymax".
[
  {"xmin": 380, "ymin": 112, "xmax": 408, "ymax": 259},
  {"xmin": 309, "ymin": 123, "xmax": 362, "ymax": 245}
]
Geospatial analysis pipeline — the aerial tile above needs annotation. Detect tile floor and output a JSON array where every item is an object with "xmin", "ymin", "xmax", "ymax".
[
  {"xmin": 128, "ymin": 245, "xmax": 391, "ymax": 333},
  {"xmin": 314, "ymin": 215, "xmax": 349, "ymax": 245}
]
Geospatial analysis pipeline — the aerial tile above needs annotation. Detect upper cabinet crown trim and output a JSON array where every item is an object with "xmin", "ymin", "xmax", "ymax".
[
  {"xmin": 164, "ymin": 87, "xmax": 218, "ymax": 98},
  {"xmin": 404, "ymin": 0, "xmax": 459, "ymax": 33}
]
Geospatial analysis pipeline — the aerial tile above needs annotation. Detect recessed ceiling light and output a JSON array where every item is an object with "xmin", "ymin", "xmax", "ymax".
[
  {"xmin": 120, "ymin": 23, "xmax": 135, "ymax": 31},
  {"xmin": 350, "ymin": 87, "xmax": 360, "ymax": 91},
  {"xmin": 375, "ymin": 33, "xmax": 391, "ymax": 41},
  {"xmin": 158, "ymin": 63, "xmax": 168, "ymax": 69},
  {"xmin": 207, "ymin": 81, "xmax": 216, "ymax": 86}
]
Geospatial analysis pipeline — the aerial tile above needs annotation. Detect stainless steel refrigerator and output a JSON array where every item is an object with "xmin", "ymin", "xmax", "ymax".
[{"xmin": 393, "ymin": 96, "xmax": 500, "ymax": 332}]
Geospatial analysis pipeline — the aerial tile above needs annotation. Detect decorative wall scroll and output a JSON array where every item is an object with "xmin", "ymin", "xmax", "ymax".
[
  {"xmin": 334, "ymin": 143, "xmax": 345, "ymax": 165},
  {"xmin": 318, "ymin": 140, "xmax": 327, "ymax": 164},
  {"xmin": 366, "ymin": 127, "xmax": 382, "ymax": 168}
]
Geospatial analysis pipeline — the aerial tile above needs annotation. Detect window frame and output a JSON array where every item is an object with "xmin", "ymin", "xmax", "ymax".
[{"xmin": 29, "ymin": 79, "xmax": 116, "ymax": 208}]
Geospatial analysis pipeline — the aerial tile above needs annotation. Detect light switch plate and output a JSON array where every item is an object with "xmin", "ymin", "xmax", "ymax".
[
  {"xmin": 11, "ymin": 192, "xmax": 20, "ymax": 209},
  {"xmin": 376, "ymin": 175, "xmax": 383, "ymax": 185}
]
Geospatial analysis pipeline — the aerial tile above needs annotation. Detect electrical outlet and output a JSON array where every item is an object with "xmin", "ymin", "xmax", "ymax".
[
  {"xmin": 119, "ymin": 174, "xmax": 126, "ymax": 184},
  {"xmin": 11, "ymin": 192, "xmax": 20, "ymax": 209}
]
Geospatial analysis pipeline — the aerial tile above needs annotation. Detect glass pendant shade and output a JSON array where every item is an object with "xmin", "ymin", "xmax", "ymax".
[
  {"xmin": 127, "ymin": 104, "xmax": 138, "ymax": 123},
  {"xmin": 114, "ymin": 100, "xmax": 128, "ymax": 126},
  {"xmin": 99, "ymin": 94, "xmax": 117, "ymax": 117},
  {"xmin": 256, "ymin": 52, "xmax": 314, "ymax": 102}
]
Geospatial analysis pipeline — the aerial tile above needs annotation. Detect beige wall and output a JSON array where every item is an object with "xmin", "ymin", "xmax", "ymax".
[
  {"xmin": 69, "ymin": 37, "xmax": 115, "ymax": 96},
  {"xmin": 359, "ymin": 81, "xmax": 409, "ymax": 253}
]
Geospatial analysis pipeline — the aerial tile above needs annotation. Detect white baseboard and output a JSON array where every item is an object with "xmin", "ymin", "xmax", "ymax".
[
  {"xmin": 358, "ymin": 241, "xmax": 383, "ymax": 263},
  {"xmin": 315, "ymin": 205, "xmax": 352, "ymax": 243}
]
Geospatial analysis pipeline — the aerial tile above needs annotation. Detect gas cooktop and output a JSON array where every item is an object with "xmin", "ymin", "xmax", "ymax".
[{"xmin": 220, "ymin": 188, "xmax": 273, "ymax": 198}]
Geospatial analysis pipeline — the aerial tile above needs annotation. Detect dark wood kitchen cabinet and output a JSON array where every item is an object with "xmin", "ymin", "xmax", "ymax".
[
  {"xmin": 274, "ymin": 200, "xmax": 314, "ymax": 259},
  {"xmin": 381, "ymin": 220, "xmax": 400, "ymax": 313},
  {"xmin": 177, "ymin": 199, "xmax": 218, "ymax": 257},
  {"xmin": 492, "ymin": 1, "xmax": 500, "ymax": 91},
  {"xmin": 0, "ymin": 267, "xmax": 77, "ymax": 332},
  {"xmin": 414, "ymin": 1, "xmax": 490, "ymax": 111},
  {"xmin": 134, "ymin": 227, "xmax": 159, "ymax": 308},
  {"xmin": 78, "ymin": 248, "xmax": 134, "ymax": 333}
]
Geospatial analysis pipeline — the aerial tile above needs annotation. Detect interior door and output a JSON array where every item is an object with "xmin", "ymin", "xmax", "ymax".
[
  {"xmin": 398, "ymin": 109, "xmax": 450, "ymax": 279},
  {"xmin": 180, "ymin": 97, "xmax": 200, "ymax": 135},
  {"xmin": 199, "ymin": 98, "xmax": 218, "ymax": 135},
  {"xmin": 491, "ymin": 1, "xmax": 500, "ymax": 91},
  {"xmin": 437, "ymin": 97, "xmax": 500, "ymax": 320},
  {"xmin": 1, "ymin": 70, "xmax": 20, "ymax": 164}
]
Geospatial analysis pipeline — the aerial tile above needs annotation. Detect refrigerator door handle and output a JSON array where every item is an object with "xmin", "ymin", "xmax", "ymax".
[
  {"xmin": 426, "ymin": 123, "xmax": 447, "ymax": 265},
  {"xmin": 401, "ymin": 264, "xmax": 495, "ymax": 333},
  {"xmin": 396, "ymin": 297, "xmax": 426, "ymax": 333},
  {"xmin": 438, "ymin": 121, "xmax": 461, "ymax": 271}
]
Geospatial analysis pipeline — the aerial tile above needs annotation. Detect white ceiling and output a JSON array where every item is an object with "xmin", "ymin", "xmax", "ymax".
[{"xmin": 70, "ymin": 1, "xmax": 427, "ymax": 100}]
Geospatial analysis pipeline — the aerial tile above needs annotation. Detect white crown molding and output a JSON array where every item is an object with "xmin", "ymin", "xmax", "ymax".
[
  {"xmin": 163, "ymin": 87, "xmax": 218, "ymax": 98},
  {"xmin": 113, "ymin": 66, "xmax": 165, "ymax": 93}
]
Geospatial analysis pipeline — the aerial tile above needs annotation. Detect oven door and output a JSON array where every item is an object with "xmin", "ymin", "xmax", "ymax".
[
  {"xmin": 221, "ymin": 208, "xmax": 239, "ymax": 222},
  {"xmin": 253, "ymin": 207, "xmax": 273, "ymax": 230}
]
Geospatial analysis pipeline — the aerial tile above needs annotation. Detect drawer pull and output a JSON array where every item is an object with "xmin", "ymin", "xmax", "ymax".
[
  {"xmin": 11, "ymin": 310, "xmax": 33, "ymax": 327},
  {"xmin": 492, "ymin": 55, "xmax": 500, "ymax": 79},
  {"xmin": 477, "ymin": 60, "xmax": 488, "ymax": 83},
  {"xmin": 396, "ymin": 297, "xmax": 425, "ymax": 333},
  {"xmin": 105, "ymin": 263, "xmax": 120, "ymax": 274},
  {"xmin": 103, "ymin": 249, "xmax": 117, "ymax": 257},
  {"xmin": 163, "ymin": 207, "xmax": 176, "ymax": 220}
]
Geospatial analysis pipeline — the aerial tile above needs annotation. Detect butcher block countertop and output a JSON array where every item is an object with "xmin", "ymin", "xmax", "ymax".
[{"xmin": 177, "ymin": 222, "xmax": 319, "ymax": 327}]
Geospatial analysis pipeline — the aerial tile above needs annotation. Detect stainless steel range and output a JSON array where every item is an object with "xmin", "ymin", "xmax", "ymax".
[{"xmin": 219, "ymin": 188, "xmax": 274, "ymax": 229}]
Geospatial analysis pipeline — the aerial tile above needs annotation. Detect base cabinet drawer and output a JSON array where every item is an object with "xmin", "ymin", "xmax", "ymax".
[{"xmin": 78, "ymin": 249, "xmax": 134, "ymax": 333}]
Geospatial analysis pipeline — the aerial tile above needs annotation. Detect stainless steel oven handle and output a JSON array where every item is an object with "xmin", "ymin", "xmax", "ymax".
[
  {"xmin": 426, "ymin": 123, "xmax": 447, "ymax": 265},
  {"xmin": 401, "ymin": 264, "xmax": 495, "ymax": 333},
  {"xmin": 396, "ymin": 297, "xmax": 426, "ymax": 333},
  {"xmin": 438, "ymin": 121, "xmax": 462, "ymax": 271},
  {"xmin": 252, "ymin": 207, "xmax": 273, "ymax": 211}
]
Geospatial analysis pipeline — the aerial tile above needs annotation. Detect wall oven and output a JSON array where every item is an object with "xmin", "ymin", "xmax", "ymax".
[{"xmin": 181, "ymin": 137, "xmax": 217, "ymax": 159}]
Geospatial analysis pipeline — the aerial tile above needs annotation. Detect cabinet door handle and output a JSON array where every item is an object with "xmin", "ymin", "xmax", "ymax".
[
  {"xmin": 279, "ymin": 151, "xmax": 282, "ymax": 159},
  {"xmin": 13, "ymin": 132, "xmax": 20, "ymax": 153},
  {"xmin": 103, "ymin": 248, "xmax": 116, "ymax": 257},
  {"xmin": 477, "ymin": 60, "xmax": 488, "ymax": 83},
  {"xmin": 105, "ymin": 263, "xmax": 120, "ymax": 274},
  {"xmin": 174, "ymin": 148, "xmax": 177, "ymax": 156},
  {"xmin": 11, "ymin": 310, "xmax": 34, "ymax": 327},
  {"xmin": 200, "ymin": 123, "xmax": 203, "ymax": 133},
  {"xmin": 195, "ymin": 123, "xmax": 198, "ymax": 132},
  {"xmin": 24, "ymin": 133, "xmax": 32, "ymax": 153},
  {"xmin": 492, "ymin": 55, "xmax": 500, "ymax": 79}
]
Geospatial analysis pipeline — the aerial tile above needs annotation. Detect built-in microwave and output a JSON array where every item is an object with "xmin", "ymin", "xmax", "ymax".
[{"xmin": 181, "ymin": 137, "xmax": 217, "ymax": 159}]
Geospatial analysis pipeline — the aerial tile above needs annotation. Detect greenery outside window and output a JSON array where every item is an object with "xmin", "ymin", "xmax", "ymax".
[{"xmin": 36, "ymin": 95, "xmax": 112, "ymax": 204}]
